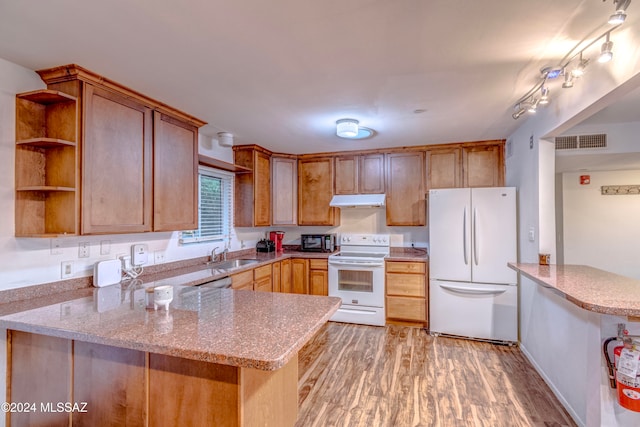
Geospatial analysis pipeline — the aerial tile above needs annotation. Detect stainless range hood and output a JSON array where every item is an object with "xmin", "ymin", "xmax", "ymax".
[{"xmin": 329, "ymin": 194, "xmax": 386, "ymax": 208}]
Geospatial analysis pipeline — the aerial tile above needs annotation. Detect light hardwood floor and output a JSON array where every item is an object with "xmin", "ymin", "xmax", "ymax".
[{"xmin": 296, "ymin": 323, "xmax": 576, "ymax": 427}]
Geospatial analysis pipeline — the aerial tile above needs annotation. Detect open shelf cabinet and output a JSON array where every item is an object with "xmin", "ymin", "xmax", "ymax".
[{"xmin": 15, "ymin": 90, "xmax": 79, "ymax": 237}]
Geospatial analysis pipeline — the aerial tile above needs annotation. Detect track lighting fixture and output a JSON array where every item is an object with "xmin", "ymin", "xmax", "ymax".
[
  {"xmin": 598, "ymin": 33, "xmax": 614, "ymax": 63},
  {"xmin": 511, "ymin": 0, "xmax": 630, "ymax": 120},
  {"xmin": 571, "ymin": 52, "xmax": 589, "ymax": 77},
  {"xmin": 609, "ymin": 0, "xmax": 631, "ymax": 24},
  {"xmin": 539, "ymin": 87, "xmax": 550, "ymax": 105},
  {"xmin": 562, "ymin": 71, "xmax": 574, "ymax": 88},
  {"xmin": 512, "ymin": 104, "xmax": 526, "ymax": 120}
]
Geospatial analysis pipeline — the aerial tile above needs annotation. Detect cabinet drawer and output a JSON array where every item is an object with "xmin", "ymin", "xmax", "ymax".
[
  {"xmin": 309, "ymin": 259, "xmax": 328, "ymax": 270},
  {"xmin": 253, "ymin": 264, "xmax": 272, "ymax": 281},
  {"xmin": 386, "ymin": 273, "xmax": 425, "ymax": 297},
  {"xmin": 386, "ymin": 296, "xmax": 426, "ymax": 321},
  {"xmin": 386, "ymin": 261, "xmax": 426, "ymax": 274},
  {"xmin": 231, "ymin": 270, "xmax": 254, "ymax": 290},
  {"xmin": 254, "ymin": 277, "xmax": 272, "ymax": 292}
]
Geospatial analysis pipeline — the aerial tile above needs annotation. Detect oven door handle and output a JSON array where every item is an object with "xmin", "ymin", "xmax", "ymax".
[{"xmin": 328, "ymin": 260, "xmax": 384, "ymax": 267}]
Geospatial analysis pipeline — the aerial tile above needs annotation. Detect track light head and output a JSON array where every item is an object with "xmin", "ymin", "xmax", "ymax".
[
  {"xmin": 562, "ymin": 71, "xmax": 574, "ymax": 88},
  {"xmin": 571, "ymin": 53, "xmax": 589, "ymax": 77},
  {"xmin": 609, "ymin": 11, "xmax": 627, "ymax": 24},
  {"xmin": 539, "ymin": 87, "xmax": 550, "ymax": 105},
  {"xmin": 609, "ymin": 0, "xmax": 631, "ymax": 24},
  {"xmin": 599, "ymin": 34, "xmax": 614, "ymax": 63},
  {"xmin": 512, "ymin": 104, "xmax": 526, "ymax": 120}
]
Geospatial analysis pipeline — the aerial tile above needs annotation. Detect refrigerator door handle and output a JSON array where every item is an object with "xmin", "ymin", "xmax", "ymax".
[
  {"xmin": 463, "ymin": 207, "xmax": 468, "ymax": 265},
  {"xmin": 473, "ymin": 207, "xmax": 479, "ymax": 266},
  {"xmin": 439, "ymin": 283, "xmax": 507, "ymax": 296}
]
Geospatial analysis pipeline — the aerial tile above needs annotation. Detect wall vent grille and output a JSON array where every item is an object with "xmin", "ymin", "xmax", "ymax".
[
  {"xmin": 579, "ymin": 133, "xmax": 607, "ymax": 149},
  {"xmin": 555, "ymin": 136, "xmax": 578, "ymax": 150},
  {"xmin": 555, "ymin": 134, "xmax": 607, "ymax": 150}
]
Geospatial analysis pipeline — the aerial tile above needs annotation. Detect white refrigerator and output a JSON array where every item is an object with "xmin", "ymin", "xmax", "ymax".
[{"xmin": 429, "ymin": 187, "xmax": 517, "ymax": 342}]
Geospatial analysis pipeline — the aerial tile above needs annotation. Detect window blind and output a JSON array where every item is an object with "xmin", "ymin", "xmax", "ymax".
[{"xmin": 180, "ymin": 167, "xmax": 234, "ymax": 244}]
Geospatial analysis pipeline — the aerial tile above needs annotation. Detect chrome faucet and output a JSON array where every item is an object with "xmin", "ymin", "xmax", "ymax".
[
  {"xmin": 210, "ymin": 247, "xmax": 218, "ymax": 263},
  {"xmin": 221, "ymin": 247, "xmax": 229, "ymax": 261}
]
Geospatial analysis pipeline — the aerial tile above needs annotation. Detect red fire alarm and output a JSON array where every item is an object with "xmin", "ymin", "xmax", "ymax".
[{"xmin": 580, "ymin": 175, "xmax": 591, "ymax": 185}]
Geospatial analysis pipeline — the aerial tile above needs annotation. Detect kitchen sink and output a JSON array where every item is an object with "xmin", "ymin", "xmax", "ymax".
[{"xmin": 209, "ymin": 259, "xmax": 260, "ymax": 270}]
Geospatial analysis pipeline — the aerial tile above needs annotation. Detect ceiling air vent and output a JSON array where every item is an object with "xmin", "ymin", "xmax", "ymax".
[{"xmin": 555, "ymin": 134, "xmax": 607, "ymax": 150}]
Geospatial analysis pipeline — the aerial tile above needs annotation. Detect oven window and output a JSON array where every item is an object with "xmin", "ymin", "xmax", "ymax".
[{"xmin": 337, "ymin": 270, "xmax": 373, "ymax": 293}]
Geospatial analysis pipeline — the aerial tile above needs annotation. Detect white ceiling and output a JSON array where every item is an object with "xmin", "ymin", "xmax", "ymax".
[{"xmin": 0, "ymin": 0, "xmax": 634, "ymax": 154}]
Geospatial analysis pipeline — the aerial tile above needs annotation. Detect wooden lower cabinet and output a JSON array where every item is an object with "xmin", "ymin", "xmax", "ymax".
[
  {"xmin": 385, "ymin": 261, "xmax": 428, "ymax": 326},
  {"xmin": 231, "ymin": 270, "xmax": 254, "ymax": 290},
  {"xmin": 308, "ymin": 259, "xmax": 328, "ymax": 296},
  {"xmin": 8, "ymin": 331, "xmax": 71, "ymax": 426},
  {"xmin": 290, "ymin": 258, "xmax": 309, "ymax": 294},
  {"xmin": 254, "ymin": 264, "xmax": 273, "ymax": 292},
  {"xmin": 7, "ymin": 331, "xmax": 297, "ymax": 427},
  {"xmin": 281, "ymin": 259, "xmax": 292, "ymax": 293},
  {"xmin": 73, "ymin": 342, "xmax": 146, "ymax": 426}
]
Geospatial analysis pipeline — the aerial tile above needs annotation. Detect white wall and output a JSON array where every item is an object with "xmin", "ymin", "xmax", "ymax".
[{"xmin": 562, "ymin": 169, "xmax": 640, "ymax": 279}]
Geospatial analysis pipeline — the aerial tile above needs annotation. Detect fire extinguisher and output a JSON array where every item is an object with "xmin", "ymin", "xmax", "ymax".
[{"xmin": 603, "ymin": 330, "xmax": 640, "ymax": 412}]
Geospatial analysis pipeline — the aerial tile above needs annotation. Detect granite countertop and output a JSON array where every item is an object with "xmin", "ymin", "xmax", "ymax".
[
  {"xmin": 508, "ymin": 263, "xmax": 640, "ymax": 316},
  {"xmin": 0, "ymin": 282, "xmax": 340, "ymax": 371},
  {"xmin": 387, "ymin": 247, "xmax": 429, "ymax": 262}
]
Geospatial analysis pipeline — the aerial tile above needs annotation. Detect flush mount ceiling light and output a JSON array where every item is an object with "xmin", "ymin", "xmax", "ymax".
[
  {"xmin": 609, "ymin": 0, "xmax": 631, "ymax": 24},
  {"xmin": 510, "ymin": 0, "xmax": 630, "ymax": 120},
  {"xmin": 336, "ymin": 119, "xmax": 374, "ymax": 139}
]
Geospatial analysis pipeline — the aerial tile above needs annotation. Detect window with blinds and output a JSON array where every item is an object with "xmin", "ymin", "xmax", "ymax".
[{"xmin": 180, "ymin": 167, "xmax": 233, "ymax": 244}]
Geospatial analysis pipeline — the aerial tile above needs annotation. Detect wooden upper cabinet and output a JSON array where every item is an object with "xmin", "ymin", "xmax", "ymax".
[
  {"xmin": 359, "ymin": 154, "xmax": 385, "ymax": 193},
  {"xmin": 271, "ymin": 156, "xmax": 297, "ymax": 226},
  {"xmin": 385, "ymin": 151, "xmax": 425, "ymax": 226},
  {"xmin": 462, "ymin": 143, "xmax": 504, "ymax": 188},
  {"xmin": 234, "ymin": 146, "xmax": 271, "ymax": 227},
  {"xmin": 298, "ymin": 157, "xmax": 339, "ymax": 226},
  {"xmin": 153, "ymin": 111, "xmax": 198, "ymax": 231},
  {"xmin": 334, "ymin": 154, "xmax": 385, "ymax": 195},
  {"xmin": 334, "ymin": 156, "xmax": 358, "ymax": 195},
  {"xmin": 30, "ymin": 64, "xmax": 206, "ymax": 236},
  {"xmin": 425, "ymin": 147, "xmax": 462, "ymax": 189},
  {"xmin": 82, "ymin": 84, "xmax": 153, "ymax": 234},
  {"xmin": 14, "ymin": 90, "xmax": 79, "ymax": 237}
]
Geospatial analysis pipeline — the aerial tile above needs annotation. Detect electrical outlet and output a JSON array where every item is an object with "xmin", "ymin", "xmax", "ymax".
[
  {"xmin": 154, "ymin": 251, "xmax": 165, "ymax": 264},
  {"xmin": 50, "ymin": 239, "xmax": 63, "ymax": 255},
  {"xmin": 100, "ymin": 240, "xmax": 111, "ymax": 255},
  {"xmin": 61, "ymin": 261, "xmax": 74, "ymax": 279},
  {"xmin": 78, "ymin": 242, "xmax": 90, "ymax": 258}
]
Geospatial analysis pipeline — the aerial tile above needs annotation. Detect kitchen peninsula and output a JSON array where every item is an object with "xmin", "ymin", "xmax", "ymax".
[
  {"xmin": 509, "ymin": 263, "xmax": 640, "ymax": 426},
  {"xmin": 0, "ymin": 280, "xmax": 340, "ymax": 426}
]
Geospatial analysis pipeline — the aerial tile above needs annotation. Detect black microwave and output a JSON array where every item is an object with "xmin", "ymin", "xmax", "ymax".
[{"xmin": 301, "ymin": 234, "xmax": 336, "ymax": 253}]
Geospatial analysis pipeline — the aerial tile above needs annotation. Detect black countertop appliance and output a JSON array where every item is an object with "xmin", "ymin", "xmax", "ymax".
[{"xmin": 256, "ymin": 239, "xmax": 275, "ymax": 252}]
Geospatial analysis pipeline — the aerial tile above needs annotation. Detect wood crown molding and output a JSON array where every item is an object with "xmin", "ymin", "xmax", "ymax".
[
  {"xmin": 36, "ymin": 64, "xmax": 207, "ymax": 128},
  {"xmin": 233, "ymin": 139, "xmax": 505, "ymax": 159}
]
